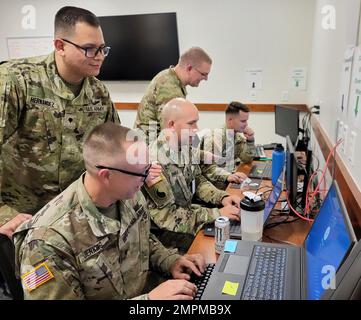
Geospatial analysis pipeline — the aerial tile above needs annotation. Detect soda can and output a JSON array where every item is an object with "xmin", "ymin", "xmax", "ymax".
[{"xmin": 215, "ymin": 216, "xmax": 230, "ymax": 254}]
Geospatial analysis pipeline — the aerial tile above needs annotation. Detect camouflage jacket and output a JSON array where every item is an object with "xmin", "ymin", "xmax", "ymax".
[
  {"xmin": 0, "ymin": 53, "xmax": 120, "ymax": 226},
  {"xmin": 134, "ymin": 67, "xmax": 187, "ymax": 144},
  {"xmin": 142, "ymin": 135, "xmax": 229, "ymax": 252},
  {"xmin": 201, "ymin": 125, "xmax": 256, "ymax": 173},
  {"xmin": 13, "ymin": 174, "xmax": 180, "ymax": 300}
]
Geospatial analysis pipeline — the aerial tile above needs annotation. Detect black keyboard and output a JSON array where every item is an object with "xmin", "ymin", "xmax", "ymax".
[
  {"xmin": 262, "ymin": 143, "xmax": 278, "ymax": 150},
  {"xmin": 242, "ymin": 245, "xmax": 287, "ymax": 300},
  {"xmin": 254, "ymin": 145, "xmax": 266, "ymax": 159},
  {"xmin": 230, "ymin": 221, "xmax": 241, "ymax": 234},
  {"xmin": 248, "ymin": 162, "xmax": 272, "ymax": 180},
  {"xmin": 203, "ymin": 220, "xmax": 240, "ymax": 237},
  {"xmin": 191, "ymin": 263, "xmax": 216, "ymax": 300}
]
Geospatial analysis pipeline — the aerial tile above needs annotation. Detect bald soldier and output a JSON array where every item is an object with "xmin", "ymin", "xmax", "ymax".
[
  {"xmin": 142, "ymin": 98, "xmax": 241, "ymax": 253},
  {"xmin": 0, "ymin": 6, "xmax": 120, "ymax": 238},
  {"xmin": 14, "ymin": 123, "xmax": 205, "ymax": 300},
  {"xmin": 134, "ymin": 46, "xmax": 211, "ymax": 143}
]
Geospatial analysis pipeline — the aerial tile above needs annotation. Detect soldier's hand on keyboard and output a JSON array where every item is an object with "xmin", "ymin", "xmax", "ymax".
[
  {"xmin": 221, "ymin": 195, "xmax": 241, "ymax": 208},
  {"xmin": 148, "ymin": 279, "xmax": 197, "ymax": 300},
  {"xmin": 170, "ymin": 254, "xmax": 205, "ymax": 280},
  {"xmin": 227, "ymin": 172, "xmax": 248, "ymax": 184},
  {"xmin": 219, "ymin": 205, "xmax": 240, "ymax": 221}
]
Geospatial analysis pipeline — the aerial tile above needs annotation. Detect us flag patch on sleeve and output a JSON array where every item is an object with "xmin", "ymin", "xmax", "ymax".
[{"xmin": 21, "ymin": 262, "xmax": 54, "ymax": 292}]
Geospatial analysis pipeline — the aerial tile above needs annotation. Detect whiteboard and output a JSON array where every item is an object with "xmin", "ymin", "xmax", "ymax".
[{"xmin": 7, "ymin": 36, "xmax": 53, "ymax": 59}]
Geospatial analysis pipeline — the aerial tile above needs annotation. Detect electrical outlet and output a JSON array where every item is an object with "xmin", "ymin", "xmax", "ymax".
[
  {"xmin": 281, "ymin": 91, "xmax": 289, "ymax": 102},
  {"xmin": 250, "ymin": 90, "xmax": 257, "ymax": 101},
  {"xmin": 348, "ymin": 131, "xmax": 357, "ymax": 166},
  {"xmin": 342, "ymin": 124, "xmax": 348, "ymax": 154}
]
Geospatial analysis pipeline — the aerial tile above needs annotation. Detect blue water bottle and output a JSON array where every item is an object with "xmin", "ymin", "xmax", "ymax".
[{"xmin": 271, "ymin": 144, "xmax": 285, "ymax": 185}]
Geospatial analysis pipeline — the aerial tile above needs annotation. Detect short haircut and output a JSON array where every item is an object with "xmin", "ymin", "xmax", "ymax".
[
  {"xmin": 225, "ymin": 101, "xmax": 250, "ymax": 115},
  {"xmin": 54, "ymin": 6, "xmax": 100, "ymax": 37},
  {"xmin": 83, "ymin": 123, "xmax": 138, "ymax": 174},
  {"xmin": 179, "ymin": 47, "xmax": 212, "ymax": 67}
]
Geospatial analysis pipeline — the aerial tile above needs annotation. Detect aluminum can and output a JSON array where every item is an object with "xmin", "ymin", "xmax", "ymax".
[{"xmin": 215, "ymin": 216, "xmax": 230, "ymax": 254}]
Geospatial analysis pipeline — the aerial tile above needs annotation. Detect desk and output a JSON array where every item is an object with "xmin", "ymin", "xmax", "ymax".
[{"xmin": 187, "ymin": 157, "xmax": 312, "ymax": 263}]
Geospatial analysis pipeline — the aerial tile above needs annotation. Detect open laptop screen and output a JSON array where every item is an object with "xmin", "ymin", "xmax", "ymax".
[
  {"xmin": 263, "ymin": 171, "xmax": 283, "ymax": 222},
  {"xmin": 304, "ymin": 182, "xmax": 356, "ymax": 300}
]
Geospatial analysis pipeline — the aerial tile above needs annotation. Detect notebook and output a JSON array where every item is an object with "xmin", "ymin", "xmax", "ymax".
[
  {"xmin": 203, "ymin": 172, "xmax": 283, "ymax": 239},
  {"xmin": 198, "ymin": 181, "xmax": 356, "ymax": 300}
]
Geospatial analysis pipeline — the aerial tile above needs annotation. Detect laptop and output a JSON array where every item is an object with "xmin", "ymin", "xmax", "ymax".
[
  {"xmin": 199, "ymin": 181, "xmax": 356, "ymax": 300},
  {"xmin": 248, "ymin": 162, "xmax": 272, "ymax": 180},
  {"xmin": 203, "ymin": 171, "xmax": 284, "ymax": 239}
]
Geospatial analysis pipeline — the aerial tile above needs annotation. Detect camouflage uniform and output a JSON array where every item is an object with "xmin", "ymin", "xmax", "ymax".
[
  {"xmin": 142, "ymin": 135, "xmax": 229, "ymax": 253},
  {"xmin": 13, "ymin": 174, "xmax": 180, "ymax": 300},
  {"xmin": 202, "ymin": 125, "xmax": 256, "ymax": 174},
  {"xmin": 0, "ymin": 53, "xmax": 120, "ymax": 227},
  {"xmin": 134, "ymin": 67, "xmax": 186, "ymax": 144},
  {"xmin": 134, "ymin": 67, "xmax": 230, "ymax": 190}
]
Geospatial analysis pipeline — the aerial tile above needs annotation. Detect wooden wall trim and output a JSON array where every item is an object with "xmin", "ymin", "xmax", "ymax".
[
  {"xmin": 311, "ymin": 115, "xmax": 361, "ymax": 239},
  {"xmin": 114, "ymin": 102, "xmax": 308, "ymax": 112}
]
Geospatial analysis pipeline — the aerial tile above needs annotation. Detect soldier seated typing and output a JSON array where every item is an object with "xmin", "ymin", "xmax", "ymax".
[
  {"xmin": 14, "ymin": 123, "xmax": 205, "ymax": 300},
  {"xmin": 142, "ymin": 98, "xmax": 241, "ymax": 253}
]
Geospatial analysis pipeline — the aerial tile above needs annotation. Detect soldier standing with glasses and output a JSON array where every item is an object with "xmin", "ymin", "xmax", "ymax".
[{"xmin": 0, "ymin": 6, "xmax": 120, "ymax": 239}]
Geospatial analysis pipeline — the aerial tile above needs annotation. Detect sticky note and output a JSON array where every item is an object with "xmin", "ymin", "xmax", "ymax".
[
  {"xmin": 224, "ymin": 240, "xmax": 237, "ymax": 253},
  {"xmin": 222, "ymin": 281, "xmax": 239, "ymax": 296}
]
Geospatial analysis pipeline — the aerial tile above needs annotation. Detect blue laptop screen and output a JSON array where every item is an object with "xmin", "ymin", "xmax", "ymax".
[
  {"xmin": 263, "ymin": 175, "xmax": 282, "ymax": 222},
  {"xmin": 305, "ymin": 183, "xmax": 354, "ymax": 300}
]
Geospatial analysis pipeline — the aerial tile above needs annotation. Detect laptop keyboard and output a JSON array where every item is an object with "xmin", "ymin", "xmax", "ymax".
[
  {"xmin": 192, "ymin": 263, "xmax": 216, "ymax": 300},
  {"xmin": 230, "ymin": 220, "xmax": 241, "ymax": 233},
  {"xmin": 248, "ymin": 162, "xmax": 272, "ymax": 180},
  {"xmin": 242, "ymin": 245, "xmax": 287, "ymax": 300}
]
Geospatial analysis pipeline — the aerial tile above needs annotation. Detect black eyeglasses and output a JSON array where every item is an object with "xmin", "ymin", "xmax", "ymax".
[
  {"xmin": 61, "ymin": 38, "xmax": 111, "ymax": 58},
  {"xmin": 193, "ymin": 66, "xmax": 209, "ymax": 77},
  {"xmin": 95, "ymin": 164, "xmax": 151, "ymax": 182}
]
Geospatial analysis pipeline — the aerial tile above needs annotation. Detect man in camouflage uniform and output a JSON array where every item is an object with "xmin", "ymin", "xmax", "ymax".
[
  {"xmin": 201, "ymin": 101, "xmax": 256, "ymax": 180},
  {"xmin": 142, "ymin": 98, "xmax": 241, "ymax": 253},
  {"xmin": 134, "ymin": 46, "xmax": 212, "ymax": 144},
  {"xmin": 14, "ymin": 123, "xmax": 204, "ymax": 300},
  {"xmin": 0, "ymin": 7, "xmax": 120, "ymax": 239},
  {"xmin": 134, "ymin": 47, "xmax": 245, "ymax": 191}
]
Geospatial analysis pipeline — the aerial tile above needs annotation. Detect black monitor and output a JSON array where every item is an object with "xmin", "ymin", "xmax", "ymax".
[
  {"xmin": 98, "ymin": 12, "xmax": 180, "ymax": 80},
  {"xmin": 275, "ymin": 105, "xmax": 299, "ymax": 145},
  {"xmin": 285, "ymin": 135, "xmax": 298, "ymax": 210}
]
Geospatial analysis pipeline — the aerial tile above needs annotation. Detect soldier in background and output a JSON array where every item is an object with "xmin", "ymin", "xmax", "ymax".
[
  {"xmin": 143, "ymin": 98, "xmax": 241, "ymax": 253},
  {"xmin": 14, "ymin": 123, "xmax": 204, "ymax": 300},
  {"xmin": 200, "ymin": 101, "xmax": 256, "ymax": 180},
  {"xmin": 0, "ymin": 6, "xmax": 120, "ymax": 238},
  {"xmin": 134, "ymin": 47, "xmax": 246, "ymax": 191},
  {"xmin": 134, "ymin": 46, "xmax": 211, "ymax": 143}
]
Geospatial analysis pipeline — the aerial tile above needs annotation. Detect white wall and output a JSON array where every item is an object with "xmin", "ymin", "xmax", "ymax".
[
  {"xmin": 0, "ymin": 0, "xmax": 315, "ymax": 144},
  {"xmin": 308, "ymin": 0, "xmax": 361, "ymax": 189}
]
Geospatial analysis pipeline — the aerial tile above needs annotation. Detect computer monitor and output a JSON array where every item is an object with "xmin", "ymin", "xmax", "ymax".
[
  {"xmin": 304, "ymin": 181, "xmax": 356, "ymax": 300},
  {"xmin": 275, "ymin": 105, "xmax": 299, "ymax": 145},
  {"xmin": 285, "ymin": 135, "xmax": 298, "ymax": 210},
  {"xmin": 300, "ymin": 144, "xmax": 313, "ymax": 209},
  {"xmin": 98, "ymin": 12, "xmax": 179, "ymax": 80}
]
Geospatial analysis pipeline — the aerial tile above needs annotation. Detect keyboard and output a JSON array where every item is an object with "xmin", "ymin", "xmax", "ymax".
[
  {"xmin": 254, "ymin": 145, "xmax": 266, "ymax": 159},
  {"xmin": 242, "ymin": 245, "xmax": 287, "ymax": 300},
  {"xmin": 203, "ymin": 220, "xmax": 240, "ymax": 237},
  {"xmin": 191, "ymin": 263, "xmax": 216, "ymax": 300},
  {"xmin": 248, "ymin": 162, "xmax": 272, "ymax": 180}
]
